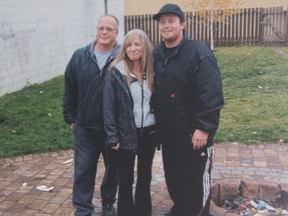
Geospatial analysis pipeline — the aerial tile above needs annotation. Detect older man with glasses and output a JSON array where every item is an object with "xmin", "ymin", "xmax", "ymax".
[{"xmin": 63, "ymin": 14, "xmax": 120, "ymax": 216}]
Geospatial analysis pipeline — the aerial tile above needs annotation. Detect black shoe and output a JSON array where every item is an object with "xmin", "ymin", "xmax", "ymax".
[{"xmin": 102, "ymin": 203, "xmax": 116, "ymax": 216}]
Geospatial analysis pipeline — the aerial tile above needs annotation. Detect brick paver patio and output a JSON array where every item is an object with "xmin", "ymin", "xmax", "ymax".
[{"xmin": 0, "ymin": 142, "xmax": 287, "ymax": 215}]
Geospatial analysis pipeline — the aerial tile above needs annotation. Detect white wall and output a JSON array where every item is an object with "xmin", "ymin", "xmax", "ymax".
[{"xmin": 0, "ymin": 0, "xmax": 124, "ymax": 96}]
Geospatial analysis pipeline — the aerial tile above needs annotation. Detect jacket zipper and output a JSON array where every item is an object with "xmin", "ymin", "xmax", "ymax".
[
  {"xmin": 140, "ymin": 81, "xmax": 144, "ymax": 137},
  {"xmin": 87, "ymin": 53, "xmax": 104, "ymax": 77},
  {"xmin": 87, "ymin": 52, "xmax": 113, "ymax": 77},
  {"xmin": 163, "ymin": 58, "xmax": 168, "ymax": 73}
]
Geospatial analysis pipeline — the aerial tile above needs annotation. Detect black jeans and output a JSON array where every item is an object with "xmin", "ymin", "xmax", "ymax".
[
  {"xmin": 110, "ymin": 125, "xmax": 158, "ymax": 216},
  {"xmin": 72, "ymin": 124, "xmax": 117, "ymax": 216},
  {"xmin": 135, "ymin": 125, "xmax": 158, "ymax": 216},
  {"xmin": 115, "ymin": 148, "xmax": 136, "ymax": 216}
]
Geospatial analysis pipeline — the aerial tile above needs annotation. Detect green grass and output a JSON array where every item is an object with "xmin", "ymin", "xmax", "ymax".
[
  {"xmin": 0, "ymin": 45, "xmax": 287, "ymax": 158},
  {"xmin": 214, "ymin": 46, "xmax": 288, "ymax": 143},
  {"xmin": 282, "ymin": 45, "xmax": 288, "ymax": 53},
  {"xmin": 0, "ymin": 76, "xmax": 73, "ymax": 158}
]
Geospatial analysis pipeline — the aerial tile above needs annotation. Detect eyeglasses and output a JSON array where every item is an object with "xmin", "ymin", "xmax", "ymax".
[{"xmin": 97, "ymin": 27, "xmax": 117, "ymax": 33}]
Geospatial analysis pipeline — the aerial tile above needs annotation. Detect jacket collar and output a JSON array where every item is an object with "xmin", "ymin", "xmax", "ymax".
[
  {"xmin": 155, "ymin": 33, "xmax": 189, "ymax": 59},
  {"xmin": 114, "ymin": 61, "xmax": 139, "ymax": 80},
  {"xmin": 114, "ymin": 61, "xmax": 126, "ymax": 76}
]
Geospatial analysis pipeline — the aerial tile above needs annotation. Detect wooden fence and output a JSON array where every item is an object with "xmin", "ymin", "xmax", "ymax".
[{"xmin": 125, "ymin": 6, "xmax": 288, "ymax": 46}]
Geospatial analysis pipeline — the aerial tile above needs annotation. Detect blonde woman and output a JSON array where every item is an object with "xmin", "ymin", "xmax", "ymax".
[{"xmin": 103, "ymin": 29, "xmax": 158, "ymax": 216}]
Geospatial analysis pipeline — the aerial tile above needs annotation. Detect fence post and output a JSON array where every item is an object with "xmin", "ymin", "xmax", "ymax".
[
  {"xmin": 286, "ymin": 6, "xmax": 288, "ymax": 44},
  {"xmin": 259, "ymin": 8, "xmax": 264, "ymax": 43}
]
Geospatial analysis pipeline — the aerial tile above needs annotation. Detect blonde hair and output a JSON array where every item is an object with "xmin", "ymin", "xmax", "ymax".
[{"xmin": 110, "ymin": 29, "xmax": 154, "ymax": 91}]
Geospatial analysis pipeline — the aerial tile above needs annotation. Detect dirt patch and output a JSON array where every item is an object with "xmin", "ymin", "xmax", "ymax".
[{"xmin": 272, "ymin": 46, "xmax": 288, "ymax": 60}]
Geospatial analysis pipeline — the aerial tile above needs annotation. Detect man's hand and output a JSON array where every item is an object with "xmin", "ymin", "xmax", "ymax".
[
  {"xmin": 191, "ymin": 129, "xmax": 209, "ymax": 150},
  {"xmin": 70, "ymin": 123, "xmax": 74, "ymax": 130},
  {"xmin": 111, "ymin": 143, "xmax": 120, "ymax": 150}
]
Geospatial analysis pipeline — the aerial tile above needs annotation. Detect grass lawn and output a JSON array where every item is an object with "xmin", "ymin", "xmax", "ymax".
[
  {"xmin": 215, "ymin": 45, "xmax": 288, "ymax": 143},
  {"xmin": 283, "ymin": 46, "xmax": 288, "ymax": 54},
  {"xmin": 0, "ymin": 45, "xmax": 288, "ymax": 158},
  {"xmin": 0, "ymin": 76, "xmax": 73, "ymax": 158}
]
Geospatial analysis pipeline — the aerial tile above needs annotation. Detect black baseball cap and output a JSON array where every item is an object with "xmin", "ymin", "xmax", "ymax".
[{"xmin": 153, "ymin": 4, "xmax": 185, "ymax": 22}]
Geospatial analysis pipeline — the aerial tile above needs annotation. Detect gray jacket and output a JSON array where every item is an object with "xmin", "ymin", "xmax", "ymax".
[{"xmin": 103, "ymin": 61, "xmax": 155, "ymax": 150}]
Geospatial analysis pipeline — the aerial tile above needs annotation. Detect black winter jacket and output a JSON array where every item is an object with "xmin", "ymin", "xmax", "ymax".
[
  {"xmin": 153, "ymin": 35, "xmax": 224, "ymax": 146},
  {"xmin": 63, "ymin": 41, "xmax": 120, "ymax": 129},
  {"xmin": 103, "ymin": 64, "xmax": 137, "ymax": 150}
]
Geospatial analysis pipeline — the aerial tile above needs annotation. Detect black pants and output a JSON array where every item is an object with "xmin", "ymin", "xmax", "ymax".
[
  {"xmin": 135, "ymin": 125, "xmax": 158, "ymax": 216},
  {"xmin": 73, "ymin": 124, "xmax": 118, "ymax": 216},
  {"xmin": 110, "ymin": 125, "xmax": 158, "ymax": 216},
  {"xmin": 162, "ymin": 139, "xmax": 213, "ymax": 216},
  {"xmin": 114, "ymin": 148, "xmax": 136, "ymax": 216}
]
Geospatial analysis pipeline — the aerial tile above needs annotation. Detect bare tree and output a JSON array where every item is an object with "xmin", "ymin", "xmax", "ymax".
[{"xmin": 184, "ymin": 0, "xmax": 244, "ymax": 50}]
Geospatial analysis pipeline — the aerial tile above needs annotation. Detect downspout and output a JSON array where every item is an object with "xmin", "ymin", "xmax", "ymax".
[{"xmin": 104, "ymin": 0, "xmax": 108, "ymax": 14}]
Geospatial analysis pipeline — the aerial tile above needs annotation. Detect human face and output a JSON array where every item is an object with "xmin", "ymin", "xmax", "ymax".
[
  {"xmin": 96, "ymin": 16, "xmax": 118, "ymax": 50},
  {"xmin": 158, "ymin": 14, "xmax": 184, "ymax": 47},
  {"xmin": 125, "ymin": 35, "xmax": 143, "ymax": 63}
]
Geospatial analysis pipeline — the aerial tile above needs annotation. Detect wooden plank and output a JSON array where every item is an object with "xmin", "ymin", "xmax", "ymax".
[
  {"xmin": 235, "ymin": 11, "xmax": 239, "ymax": 44},
  {"xmin": 259, "ymin": 8, "xmax": 264, "ymax": 43},
  {"xmin": 247, "ymin": 8, "xmax": 251, "ymax": 43},
  {"xmin": 251, "ymin": 8, "xmax": 256, "ymax": 43},
  {"xmin": 228, "ymin": 10, "xmax": 232, "ymax": 45},
  {"xmin": 286, "ymin": 6, "xmax": 288, "ymax": 43},
  {"xmin": 231, "ymin": 10, "xmax": 235, "ymax": 45},
  {"xmin": 188, "ymin": 12, "xmax": 193, "ymax": 39}
]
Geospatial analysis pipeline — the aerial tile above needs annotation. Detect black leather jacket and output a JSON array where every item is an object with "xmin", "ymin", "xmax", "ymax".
[
  {"xmin": 153, "ymin": 35, "xmax": 224, "ymax": 146},
  {"xmin": 103, "ymin": 66, "xmax": 137, "ymax": 150},
  {"xmin": 63, "ymin": 41, "xmax": 120, "ymax": 129}
]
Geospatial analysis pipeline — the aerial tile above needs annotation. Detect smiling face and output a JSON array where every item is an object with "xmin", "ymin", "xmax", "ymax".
[
  {"xmin": 95, "ymin": 16, "xmax": 118, "ymax": 51},
  {"xmin": 158, "ymin": 13, "xmax": 184, "ymax": 47},
  {"xmin": 125, "ymin": 35, "xmax": 144, "ymax": 63}
]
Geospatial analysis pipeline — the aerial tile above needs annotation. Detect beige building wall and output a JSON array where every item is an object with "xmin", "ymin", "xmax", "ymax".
[{"xmin": 125, "ymin": 0, "xmax": 288, "ymax": 15}]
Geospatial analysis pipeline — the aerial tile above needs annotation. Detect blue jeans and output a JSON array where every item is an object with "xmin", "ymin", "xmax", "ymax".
[{"xmin": 73, "ymin": 124, "xmax": 117, "ymax": 216}]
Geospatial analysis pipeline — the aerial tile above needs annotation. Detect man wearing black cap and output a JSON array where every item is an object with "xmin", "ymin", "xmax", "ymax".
[{"xmin": 152, "ymin": 4, "xmax": 224, "ymax": 216}]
